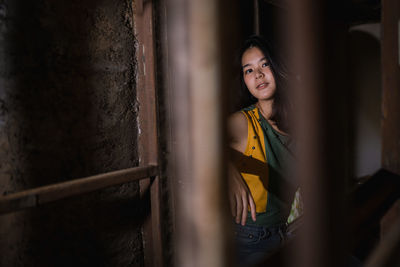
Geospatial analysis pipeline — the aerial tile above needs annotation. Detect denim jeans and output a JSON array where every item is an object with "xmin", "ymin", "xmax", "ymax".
[{"xmin": 234, "ymin": 223, "xmax": 287, "ymax": 267}]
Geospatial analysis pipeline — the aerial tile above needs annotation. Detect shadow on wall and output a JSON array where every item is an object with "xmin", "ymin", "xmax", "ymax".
[
  {"xmin": 0, "ymin": 0, "xmax": 146, "ymax": 266},
  {"xmin": 348, "ymin": 25, "xmax": 381, "ymax": 178}
]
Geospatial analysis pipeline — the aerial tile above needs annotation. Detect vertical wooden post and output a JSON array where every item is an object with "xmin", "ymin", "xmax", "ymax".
[
  {"xmin": 190, "ymin": 1, "xmax": 226, "ymax": 263},
  {"xmin": 164, "ymin": 0, "xmax": 192, "ymax": 266},
  {"xmin": 155, "ymin": 0, "xmax": 178, "ymax": 265},
  {"xmin": 288, "ymin": 1, "xmax": 350, "ymax": 267},
  {"xmin": 254, "ymin": 0, "xmax": 260, "ymax": 35},
  {"xmin": 382, "ymin": 0, "xmax": 400, "ymax": 175},
  {"xmin": 165, "ymin": 0, "xmax": 235, "ymax": 266},
  {"xmin": 380, "ymin": 0, "xmax": 400, "ymax": 250},
  {"xmin": 134, "ymin": 1, "xmax": 163, "ymax": 266}
]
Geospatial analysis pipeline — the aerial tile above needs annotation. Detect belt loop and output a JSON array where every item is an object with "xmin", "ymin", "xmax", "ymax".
[
  {"xmin": 278, "ymin": 226, "xmax": 286, "ymax": 245},
  {"xmin": 263, "ymin": 226, "xmax": 272, "ymax": 239}
]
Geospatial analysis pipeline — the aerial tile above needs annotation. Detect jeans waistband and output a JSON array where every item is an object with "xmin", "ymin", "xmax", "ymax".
[
  {"xmin": 234, "ymin": 222, "xmax": 287, "ymax": 232},
  {"xmin": 234, "ymin": 222, "xmax": 287, "ymax": 240}
]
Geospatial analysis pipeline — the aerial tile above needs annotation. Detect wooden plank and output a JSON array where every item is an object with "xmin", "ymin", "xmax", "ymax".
[
  {"xmin": 156, "ymin": 1, "xmax": 178, "ymax": 266},
  {"xmin": 254, "ymin": 0, "xmax": 260, "ymax": 34},
  {"xmin": 165, "ymin": 0, "xmax": 235, "ymax": 266},
  {"xmin": 350, "ymin": 169, "xmax": 400, "ymax": 249},
  {"xmin": 365, "ymin": 218, "xmax": 400, "ymax": 267},
  {"xmin": 381, "ymin": 0, "xmax": 400, "ymax": 254},
  {"xmin": 262, "ymin": 0, "xmax": 288, "ymax": 9},
  {"xmin": 190, "ymin": 0, "xmax": 226, "ymax": 264},
  {"xmin": 288, "ymin": 0, "xmax": 350, "ymax": 267},
  {"xmin": 133, "ymin": 0, "xmax": 163, "ymax": 266},
  {"xmin": 0, "ymin": 165, "xmax": 158, "ymax": 215},
  {"xmin": 163, "ymin": 1, "xmax": 193, "ymax": 266},
  {"xmin": 381, "ymin": 0, "xmax": 400, "ymax": 175}
]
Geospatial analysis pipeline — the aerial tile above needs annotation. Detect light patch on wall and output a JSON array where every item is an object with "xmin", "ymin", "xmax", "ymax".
[
  {"xmin": 348, "ymin": 24, "xmax": 382, "ymax": 177},
  {"xmin": 349, "ymin": 23, "xmax": 381, "ymax": 41}
]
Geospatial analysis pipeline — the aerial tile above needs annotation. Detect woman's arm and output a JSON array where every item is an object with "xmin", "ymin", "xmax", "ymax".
[{"xmin": 228, "ymin": 112, "xmax": 256, "ymax": 225}]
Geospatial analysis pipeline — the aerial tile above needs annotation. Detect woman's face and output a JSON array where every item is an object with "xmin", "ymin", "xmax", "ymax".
[{"xmin": 241, "ymin": 46, "xmax": 276, "ymax": 101}]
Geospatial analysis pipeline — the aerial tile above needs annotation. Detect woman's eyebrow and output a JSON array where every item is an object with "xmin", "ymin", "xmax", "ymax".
[{"xmin": 242, "ymin": 57, "xmax": 267, "ymax": 69}]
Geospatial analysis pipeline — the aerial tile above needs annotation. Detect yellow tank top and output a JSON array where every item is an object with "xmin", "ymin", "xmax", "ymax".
[{"xmin": 235, "ymin": 109, "xmax": 269, "ymax": 213}]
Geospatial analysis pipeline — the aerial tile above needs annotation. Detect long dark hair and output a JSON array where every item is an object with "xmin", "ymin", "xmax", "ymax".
[{"xmin": 238, "ymin": 35, "xmax": 291, "ymax": 133}]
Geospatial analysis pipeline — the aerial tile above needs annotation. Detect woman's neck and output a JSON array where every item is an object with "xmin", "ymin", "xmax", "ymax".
[
  {"xmin": 257, "ymin": 99, "xmax": 289, "ymax": 136},
  {"xmin": 256, "ymin": 100, "xmax": 273, "ymax": 120}
]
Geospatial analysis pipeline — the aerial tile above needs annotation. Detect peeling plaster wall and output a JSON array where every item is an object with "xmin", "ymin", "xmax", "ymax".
[{"xmin": 0, "ymin": 0, "xmax": 144, "ymax": 266}]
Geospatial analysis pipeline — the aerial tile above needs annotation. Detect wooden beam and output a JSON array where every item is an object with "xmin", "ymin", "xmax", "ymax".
[
  {"xmin": 134, "ymin": 0, "xmax": 163, "ymax": 266},
  {"xmin": 288, "ymin": 0, "xmax": 350, "ymax": 266},
  {"xmin": 365, "ymin": 218, "xmax": 400, "ymax": 267},
  {"xmin": 262, "ymin": 0, "xmax": 288, "ymax": 9},
  {"xmin": 261, "ymin": 0, "xmax": 381, "ymax": 24},
  {"xmin": 166, "ymin": 0, "xmax": 234, "ymax": 266},
  {"xmin": 350, "ymin": 169, "xmax": 400, "ymax": 249},
  {"xmin": 163, "ymin": 0, "xmax": 193, "ymax": 266},
  {"xmin": 190, "ymin": 1, "xmax": 227, "ymax": 264},
  {"xmin": 254, "ymin": 0, "xmax": 260, "ymax": 34},
  {"xmin": 155, "ymin": 0, "xmax": 178, "ymax": 265},
  {"xmin": 381, "ymin": 0, "xmax": 400, "ymax": 175},
  {"xmin": 0, "ymin": 165, "xmax": 158, "ymax": 215}
]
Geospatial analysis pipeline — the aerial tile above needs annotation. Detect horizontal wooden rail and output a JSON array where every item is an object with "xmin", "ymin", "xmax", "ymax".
[
  {"xmin": 0, "ymin": 165, "xmax": 158, "ymax": 215},
  {"xmin": 351, "ymin": 169, "xmax": 400, "ymax": 247},
  {"xmin": 365, "ymin": 218, "xmax": 400, "ymax": 267}
]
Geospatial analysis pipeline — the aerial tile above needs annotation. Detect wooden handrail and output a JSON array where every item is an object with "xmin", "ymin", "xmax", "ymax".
[
  {"xmin": 365, "ymin": 218, "xmax": 400, "ymax": 267},
  {"xmin": 0, "ymin": 165, "xmax": 158, "ymax": 215},
  {"xmin": 350, "ymin": 169, "xmax": 400, "ymax": 245}
]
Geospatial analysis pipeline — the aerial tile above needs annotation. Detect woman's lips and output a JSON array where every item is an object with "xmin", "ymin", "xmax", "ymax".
[{"xmin": 256, "ymin": 83, "xmax": 268, "ymax": 89}]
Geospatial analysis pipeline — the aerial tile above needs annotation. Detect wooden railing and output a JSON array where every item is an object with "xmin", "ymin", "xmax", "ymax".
[
  {"xmin": 258, "ymin": 169, "xmax": 400, "ymax": 266},
  {"xmin": 0, "ymin": 165, "xmax": 158, "ymax": 215},
  {"xmin": 351, "ymin": 169, "xmax": 400, "ymax": 251},
  {"xmin": 1, "ymin": 1, "xmax": 163, "ymax": 266}
]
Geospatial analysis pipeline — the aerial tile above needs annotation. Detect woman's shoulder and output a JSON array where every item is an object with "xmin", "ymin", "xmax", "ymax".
[
  {"xmin": 228, "ymin": 110, "xmax": 248, "ymax": 151},
  {"xmin": 228, "ymin": 111, "xmax": 247, "ymax": 133},
  {"xmin": 228, "ymin": 104, "xmax": 258, "ymax": 138}
]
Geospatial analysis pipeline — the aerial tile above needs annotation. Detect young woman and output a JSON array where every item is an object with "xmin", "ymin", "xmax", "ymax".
[{"xmin": 228, "ymin": 35, "xmax": 301, "ymax": 266}]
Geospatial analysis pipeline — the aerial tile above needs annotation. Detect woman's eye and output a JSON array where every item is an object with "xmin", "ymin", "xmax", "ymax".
[
  {"xmin": 244, "ymin": 69, "xmax": 253, "ymax": 74},
  {"xmin": 262, "ymin": 62, "xmax": 270, "ymax": 67}
]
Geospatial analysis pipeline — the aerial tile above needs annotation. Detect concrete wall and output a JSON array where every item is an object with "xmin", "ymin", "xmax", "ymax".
[{"xmin": 0, "ymin": 0, "xmax": 144, "ymax": 266}]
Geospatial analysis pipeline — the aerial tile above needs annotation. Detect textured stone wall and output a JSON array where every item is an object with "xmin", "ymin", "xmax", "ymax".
[{"xmin": 0, "ymin": 0, "xmax": 144, "ymax": 266}]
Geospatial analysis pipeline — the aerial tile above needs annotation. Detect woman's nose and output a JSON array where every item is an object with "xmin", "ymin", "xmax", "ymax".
[{"xmin": 256, "ymin": 69, "xmax": 263, "ymax": 79}]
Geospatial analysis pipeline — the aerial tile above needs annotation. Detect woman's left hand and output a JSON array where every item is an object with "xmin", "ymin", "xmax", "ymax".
[{"xmin": 228, "ymin": 162, "xmax": 257, "ymax": 226}]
